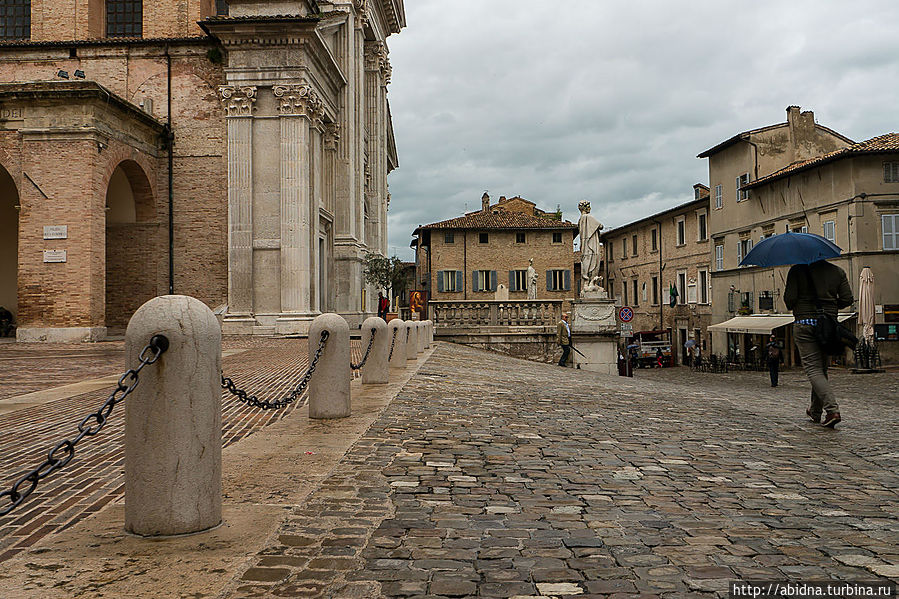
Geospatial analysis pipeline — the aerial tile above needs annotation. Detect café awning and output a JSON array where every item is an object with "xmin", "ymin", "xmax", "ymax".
[{"xmin": 708, "ymin": 313, "xmax": 856, "ymax": 335}]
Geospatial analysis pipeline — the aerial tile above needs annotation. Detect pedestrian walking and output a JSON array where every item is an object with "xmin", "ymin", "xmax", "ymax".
[
  {"xmin": 766, "ymin": 334, "xmax": 783, "ymax": 387},
  {"xmin": 377, "ymin": 292, "xmax": 390, "ymax": 321},
  {"xmin": 784, "ymin": 260, "xmax": 853, "ymax": 428},
  {"xmin": 655, "ymin": 347, "xmax": 664, "ymax": 368},
  {"xmin": 557, "ymin": 312, "xmax": 572, "ymax": 367}
]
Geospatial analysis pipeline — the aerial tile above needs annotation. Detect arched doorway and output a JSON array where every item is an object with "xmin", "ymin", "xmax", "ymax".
[
  {"xmin": 105, "ymin": 160, "xmax": 157, "ymax": 331},
  {"xmin": 0, "ymin": 164, "xmax": 18, "ymax": 336}
]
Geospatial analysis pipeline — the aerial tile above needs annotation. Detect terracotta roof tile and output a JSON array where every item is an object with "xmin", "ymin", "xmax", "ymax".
[
  {"xmin": 418, "ymin": 209, "xmax": 577, "ymax": 232},
  {"xmin": 745, "ymin": 132, "xmax": 899, "ymax": 189}
]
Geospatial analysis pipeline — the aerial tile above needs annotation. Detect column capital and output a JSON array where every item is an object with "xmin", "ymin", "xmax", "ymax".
[
  {"xmin": 220, "ymin": 86, "xmax": 257, "ymax": 117},
  {"xmin": 323, "ymin": 122, "xmax": 341, "ymax": 151},
  {"xmin": 273, "ymin": 84, "xmax": 326, "ymax": 125},
  {"xmin": 353, "ymin": 0, "xmax": 369, "ymax": 28}
]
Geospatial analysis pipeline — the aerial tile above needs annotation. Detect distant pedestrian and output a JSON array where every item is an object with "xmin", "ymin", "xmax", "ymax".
[
  {"xmin": 766, "ymin": 335, "xmax": 783, "ymax": 387},
  {"xmin": 377, "ymin": 292, "xmax": 390, "ymax": 320},
  {"xmin": 656, "ymin": 347, "xmax": 664, "ymax": 368},
  {"xmin": 784, "ymin": 260, "xmax": 853, "ymax": 428},
  {"xmin": 557, "ymin": 312, "xmax": 572, "ymax": 367}
]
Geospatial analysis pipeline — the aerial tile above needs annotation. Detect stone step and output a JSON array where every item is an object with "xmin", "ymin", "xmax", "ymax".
[{"xmin": 252, "ymin": 325, "xmax": 276, "ymax": 336}]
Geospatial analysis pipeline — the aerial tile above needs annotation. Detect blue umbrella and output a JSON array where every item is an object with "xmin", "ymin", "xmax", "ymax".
[{"xmin": 739, "ymin": 232, "xmax": 841, "ymax": 267}]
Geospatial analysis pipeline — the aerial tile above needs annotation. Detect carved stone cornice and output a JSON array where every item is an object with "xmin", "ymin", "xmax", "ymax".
[
  {"xmin": 273, "ymin": 84, "xmax": 326, "ymax": 124},
  {"xmin": 220, "ymin": 86, "xmax": 257, "ymax": 117},
  {"xmin": 323, "ymin": 122, "xmax": 341, "ymax": 150}
]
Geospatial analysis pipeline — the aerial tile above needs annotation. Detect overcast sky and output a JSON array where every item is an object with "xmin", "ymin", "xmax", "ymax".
[{"xmin": 383, "ymin": 1, "xmax": 899, "ymax": 260}]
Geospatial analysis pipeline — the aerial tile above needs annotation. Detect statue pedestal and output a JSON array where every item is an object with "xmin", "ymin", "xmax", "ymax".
[{"xmin": 571, "ymin": 292, "xmax": 618, "ymax": 375}]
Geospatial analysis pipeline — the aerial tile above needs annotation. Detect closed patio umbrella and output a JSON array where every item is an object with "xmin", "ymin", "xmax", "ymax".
[{"xmin": 859, "ymin": 267, "xmax": 875, "ymax": 342}]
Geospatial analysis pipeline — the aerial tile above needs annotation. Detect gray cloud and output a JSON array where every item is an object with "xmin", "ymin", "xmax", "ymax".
[{"xmin": 384, "ymin": 0, "xmax": 899, "ymax": 259}]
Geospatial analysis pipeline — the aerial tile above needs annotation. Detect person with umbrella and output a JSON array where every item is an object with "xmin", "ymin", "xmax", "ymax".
[{"xmin": 741, "ymin": 232, "xmax": 853, "ymax": 428}]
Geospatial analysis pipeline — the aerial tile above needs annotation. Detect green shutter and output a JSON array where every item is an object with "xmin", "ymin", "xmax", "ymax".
[
  {"xmin": 490, "ymin": 271, "xmax": 497, "ymax": 292},
  {"xmin": 455, "ymin": 270, "xmax": 463, "ymax": 292},
  {"xmin": 564, "ymin": 269, "xmax": 571, "ymax": 291},
  {"xmin": 472, "ymin": 271, "xmax": 478, "ymax": 292},
  {"xmin": 509, "ymin": 270, "xmax": 516, "ymax": 291},
  {"xmin": 436, "ymin": 271, "xmax": 444, "ymax": 293},
  {"xmin": 546, "ymin": 270, "xmax": 551, "ymax": 291}
]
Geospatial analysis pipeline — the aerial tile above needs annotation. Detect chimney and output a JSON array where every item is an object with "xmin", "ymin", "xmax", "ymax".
[
  {"xmin": 481, "ymin": 192, "xmax": 490, "ymax": 212},
  {"xmin": 786, "ymin": 105, "xmax": 815, "ymax": 162}
]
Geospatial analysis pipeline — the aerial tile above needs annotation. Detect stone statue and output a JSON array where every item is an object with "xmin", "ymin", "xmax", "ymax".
[
  {"xmin": 578, "ymin": 200, "xmax": 604, "ymax": 293},
  {"xmin": 526, "ymin": 258, "xmax": 539, "ymax": 299}
]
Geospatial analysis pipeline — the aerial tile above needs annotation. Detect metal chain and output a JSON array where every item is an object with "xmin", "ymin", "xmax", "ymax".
[
  {"xmin": 387, "ymin": 328, "xmax": 398, "ymax": 360},
  {"xmin": 0, "ymin": 335, "xmax": 170, "ymax": 517},
  {"xmin": 350, "ymin": 328, "xmax": 376, "ymax": 371},
  {"xmin": 221, "ymin": 330, "xmax": 329, "ymax": 410}
]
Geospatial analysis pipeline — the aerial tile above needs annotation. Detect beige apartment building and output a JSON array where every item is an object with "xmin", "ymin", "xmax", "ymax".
[
  {"xmin": 601, "ymin": 185, "xmax": 713, "ymax": 364},
  {"xmin": 701, "ymin": 107, "xmax": 899, "ymax": 364},
  {"xmin": 0, "ymin": 0, "xmax": 404, "ymax": 341},
  {"xmin": 412, "ymin": 194, "xmax": 577, "ymax": 306}
]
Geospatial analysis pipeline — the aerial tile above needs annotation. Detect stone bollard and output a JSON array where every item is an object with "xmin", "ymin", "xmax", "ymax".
[
  {"xmin": 417, "ymin": 321, "xmax": 427, "ymax": 353},
  {"xmin": 422, "ymin": 320, "xmax": 431, "ymax": 349},
  {"xmin": 309, "ymin": 313, "xmax": 350, "ymax": 419},
  {"xmin": 360, "ymin": 316, "xmax": 388, "ymax": 384},
  {"xmin": 388, "ymin": 319, "xmax": 407, "ymax": 369},
  {"xmin": 429, "ymin": 320, "xmax": 435, "ymax": 344},
  {"xmin": 125, "ymin": 295, "xmax": 222, "ymax": 537},
  {"xmin": 406, "ymin": 320, "xmax": 419, "ymax": 360}
]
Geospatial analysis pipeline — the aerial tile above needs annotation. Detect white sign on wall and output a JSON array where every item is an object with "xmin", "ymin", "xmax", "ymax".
[
  {"xmin": 43, "ymin": 225, "xmax": 68, "ymax": 239},
  {"xmin": 43, "ymin": 250, "xmax": 67, "ymax": 263}
]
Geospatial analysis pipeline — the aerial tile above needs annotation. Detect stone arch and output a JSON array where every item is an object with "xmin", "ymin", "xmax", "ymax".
[
  {"xmin": 105, "ymin": 159, "xmax": 159, "ymax": 330},
  {"xmin": 0, "ymin": 162, "xmax": 18, "ymax": 330}
]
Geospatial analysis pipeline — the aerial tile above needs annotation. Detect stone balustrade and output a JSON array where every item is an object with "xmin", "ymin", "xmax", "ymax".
[{"xmin": 430, "ymin": 300, "xmax": 563, "ymax": 329}]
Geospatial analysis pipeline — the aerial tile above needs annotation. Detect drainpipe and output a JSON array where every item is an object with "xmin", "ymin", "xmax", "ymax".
[
  {"xmin": 463, "ymin": 230, "xmax": 467, "ymax": 300},
  {"xmin": 165, "ymin": 46, "xmax": 174, "ymax": 294},
  {"xmin": 653, "ymin": 219, "xmax": 663, "ymax": 331}
]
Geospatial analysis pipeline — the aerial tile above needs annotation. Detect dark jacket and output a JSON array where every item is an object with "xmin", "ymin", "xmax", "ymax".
[{"xmin": 784, "ymin": 262, "xmax": 853, "ymax": 319}]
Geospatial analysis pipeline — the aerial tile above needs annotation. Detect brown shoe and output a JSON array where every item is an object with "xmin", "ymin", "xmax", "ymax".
[
  {"xmin": 821, "ymin": 412, "xmax": 841, "ymax": 428},
  {"xmin": 806, "ymin": 408, "xmax": 821, "ymax": 424}
]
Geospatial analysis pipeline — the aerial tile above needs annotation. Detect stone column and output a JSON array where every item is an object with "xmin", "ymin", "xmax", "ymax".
[
  {"xmin": 274, "ymin": 84, "xmax": 324, "ymax": 334},
  {"xmin": 220, "ymin": 86, "xmax": 256, "ymax": 334}
]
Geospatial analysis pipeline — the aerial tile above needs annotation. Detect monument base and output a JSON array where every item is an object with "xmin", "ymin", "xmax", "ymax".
[{"xmin": 571, "ymin": 293, "xmax": 618, "ymax": 375}]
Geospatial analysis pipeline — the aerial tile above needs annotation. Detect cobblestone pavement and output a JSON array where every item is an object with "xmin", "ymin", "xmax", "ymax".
[
  {"xmin": 231, "ymin": 343, "xmax": 899, "ymax": 598},
  {"xmin": 0, "ymin": 337, "xmax": 364, "ymax": 563}
]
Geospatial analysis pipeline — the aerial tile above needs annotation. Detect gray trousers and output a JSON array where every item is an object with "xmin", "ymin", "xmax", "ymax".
[{"xmin": 794, "ymin": 323, "xmax": 839, "ymax": 415}]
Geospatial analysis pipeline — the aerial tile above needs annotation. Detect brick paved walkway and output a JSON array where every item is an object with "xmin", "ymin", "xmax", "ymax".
[
  {"xmin": 229, "ymin": 343, "xmax": 898, "ymax": 598},
  {"xmin": 0, "ymin": 337, "xmax": 365, "ymax": 563}
]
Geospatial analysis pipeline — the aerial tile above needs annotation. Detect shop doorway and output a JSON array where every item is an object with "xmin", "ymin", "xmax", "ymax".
[{"xmin": 0, "ymin": 164, "xmax": 18, "ymax": 333}]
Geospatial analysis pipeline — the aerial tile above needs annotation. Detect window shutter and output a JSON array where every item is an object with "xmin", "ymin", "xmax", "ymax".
[
  {"xmin": 509, "ymin": 270, "xmax": 516, "ymax": 291},
  {"xmin": 546, "ymin": 271, "xmax": 551, "ymax": 291},
  {"xmin": 472, "ymin": 271, "xmax": 478, "ymax": 292},
  {"xmin": 564, "ymin": 269, "xmax": 571, "ymax": 291},
  {"xmin": 456, "ymin": 270, "xmax": 463, "ymax": 292},
  {"xmin": 490, "ymin": 271, "xmax": 497, "ymax": 292},
  {"xmin": 436, "ymin": 271, "xmax": 444, "ymax": 293}
]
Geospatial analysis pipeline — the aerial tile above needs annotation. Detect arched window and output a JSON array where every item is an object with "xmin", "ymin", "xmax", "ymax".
[
  {"xmin": 106, "ymin": 0, "xmax": 141, "ymax": 37},
  {"xmin": 0, "ymin": 0, "xmax": 30, "ymax": 40}
]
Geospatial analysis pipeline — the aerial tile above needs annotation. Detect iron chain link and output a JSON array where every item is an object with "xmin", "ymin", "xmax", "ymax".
[
  {"xmin": 221, "ymin": 330, "xmax": 329, "ymax": 410},
  {"xmin": 0, "ymin": 335, "xmax": 170, "ymax": 517},
  {"xmin": 387, "ymin": 328, "xmax": 398, "ymax": 360},
  {"xmin": 350, "ymin": 328, "xmax": 376, "ymax": 371}
]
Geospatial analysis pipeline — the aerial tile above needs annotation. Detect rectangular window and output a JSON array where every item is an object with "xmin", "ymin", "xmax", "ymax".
[
  {"xmin": 736, "ymin": 173, "xmax": 750, "ymax": 201},
  {"xmin": 552, "ymin": 231, "xmax": 562, "ymax": 244},
  {"xmin": 651, "ymin": 276, "xmax": 658, "ymax": 305},
  {"xmin": 438, "ymin": 270, "xmax": 461, "ymax": 293},
  {"xmin": 444, "ymin": 232, "xmax": 454, "ymax": 244},
  {"xmin": 0, "ymin": 0, "xmax": 30, "ymax": 39},
  {"xmin": 547, "ymin": 269, "xmax": 571, "ymax": 292},
  {"xmin": 715, "ymin": 243, "xmax": 724, "ymax": 271},
  {"xmin": 215, "ymin": 0, "xmax": 228, "ymax": 14},
  {"xmin": 697, "ymin": 211, "xmax": 707, "ymax": 241},
  {"xmin": 677, "ymin": 272, "xmax": 687, "ymax": 305},
  {"xmin": 478, "ymin": 232, "xmax": 489, "ymax": 244},
  {"xmin": 651, "ymin": 228, "xmax": 657, "ymax": 251},
  {"xmin": 473, "ymin": 270, "xmax": 496, "ymax": 292},
  {"xmin": 516, "ymin": 232, "xmax": 526, "ymax": 244},
  {"xmin": 822, "ymin": 220, "xmax": 835, "ymax": 243},
  {"xmin": 714, "ymin": 184, "xmax": 722, "ymax": 209},
  {"xmin": 884, "ymin": 162, "xmax": 899, "ymax": 183},
  {"xmin": 698, "ymin": 270, "xmax": 708, "ymax": 304},
  {"xmin": 623, "ymin": 280, "xmax": 628, "ymax": 306},
  {"xmin": 621, "ymin": 239, "xmax": 627, "ymax": 259},
  {"xmin": 676, "ymin": 217, "xmax": 686, "ymax": 246},
  {"xmin": 632, "ymin": 234, "xmax": 638, "ymax": 256},
  {"xmin": 106, "ymin": 0, "xmax": 142, "ymax": 37},
  {"xmin": 632, "ymin": 279, "xmax": 639, "ymax": 306},
  {"xmin": 884, "ymin": 214, "xmax": 899, "ymax": 250},
  {"xmin": 737, "ymin": 237, "xmax": 753, "ymax": 265},
  {"xmin": 511, "ymin": 269, "xmax": 527, "ymax": 292}
]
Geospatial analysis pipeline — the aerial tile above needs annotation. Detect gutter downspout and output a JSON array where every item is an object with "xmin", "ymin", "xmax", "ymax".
[
  {"xmin": 165, "ymin": 45, "xmax": 174, "ymax": 294},
  {"xmin": 463, "ymin": 230, "xmax": 467, "ymax": 300},
  {"xmin": 653, "ymin": 219, "xmax": 663, "ymax": 331}
]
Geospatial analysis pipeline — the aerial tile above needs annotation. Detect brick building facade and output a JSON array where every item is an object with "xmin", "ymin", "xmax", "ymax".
[
  {"xmin": 412, "ymin": 194, "xmax": 577, "ymax": 307},
  {"xmin": 601, "ymin": 186, "xmax": 713, "ymax": 364},
  {"xmin": 0, "ymin": 0, "xmax": 404, "ymax": 341}
]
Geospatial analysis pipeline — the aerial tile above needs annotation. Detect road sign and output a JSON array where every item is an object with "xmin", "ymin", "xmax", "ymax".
[
  {"xmin": 618, "ymin": 307, "xmax": 634, "ymax": 322},
  {"xmin": 620, "ymin": 322, "xmax": 633, "ymax": 338}
]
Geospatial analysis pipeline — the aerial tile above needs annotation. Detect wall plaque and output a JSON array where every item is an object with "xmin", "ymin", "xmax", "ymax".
[
  {"xmin": 43, "ymin": 225, "xmax": 68, "ymax": 240},
  {"xmin": 43, "ymin": 250, "xmax": 67, "ymax": 263},
  {"xmin": 0, "ymin": 107, "xmax": 24, "ymax": 120}
]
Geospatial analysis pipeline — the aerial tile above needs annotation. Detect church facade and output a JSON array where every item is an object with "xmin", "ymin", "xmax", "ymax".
[{"xmin": 0, "ymin": 0, "xmax": 404, "ymax": 341}]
